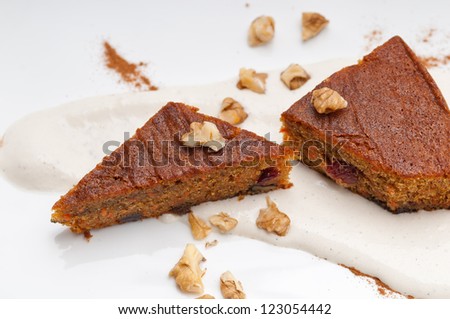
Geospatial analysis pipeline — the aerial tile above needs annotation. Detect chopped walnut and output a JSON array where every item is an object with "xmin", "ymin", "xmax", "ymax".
[
  {"xmin": 196, "ymin": 294, "xmax": 215, "ymax": 299},
  {"xmin": 256, "ymin": 196, "xmax": 290, "ymax": 236},
  {"xmin": 236, "ymin": 68, "xmax": 268, "ymax": 94},
  {"xmin": 311, "ymin": 87, "xmax": 348, "ymax": 114},
  {"xmin": 169, "ymin": 244, "xmax": 206, "ymax": 294},
  {"xmin": 188, "ymin": 212, "xmax": 212, "ymax": 240},
  {"xmin": 220, "ymin": 271, "xmax": 246, "ymax": 299},
  {"xmin": 205, "ymin": 240, "xmax": 218, "ymax": 249},
  {"xmin": 209, "ymin": 213, "xmax": 238, "ymax": 233},
  {"xmin": 181, "ymin": 121, "xmax": 226, "ymax": 152},
  {"xmin": 302, "ymin": 12, "xmax": 329, "ymax": 41},
  {"xmin": 280, "ymin": 64, "xmax": 311, "ymax": 90},
  {"xmin": 219, "ymin": 97, "xmax": 248, "ymax": 125},
  {"xmin": 248, "ymin": 16, "xmax": 275, "ymax": 47}
]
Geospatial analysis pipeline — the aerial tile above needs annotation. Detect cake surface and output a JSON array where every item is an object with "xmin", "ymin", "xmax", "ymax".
[
  {"xmin": 282, "ymin": 36, "xmax": 450, "ymax": 212},
  {"xmin": 52, "ymin": 102, "xmax": 292, "ymax": 233}
]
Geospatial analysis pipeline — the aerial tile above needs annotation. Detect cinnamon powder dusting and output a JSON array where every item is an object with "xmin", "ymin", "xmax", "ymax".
[
  {"xmin": 416, "ymin": 28, "xmax": 450, "ymax": 68},
  {"xmin": 364, "ymin": 29, "xmax": 383, "ymax": 52},
  {"xmin": 103, "ymin": 41, "xmax": 157, "ymax": 91},
  {"xmin": 419, "ymin": 55, "xmax": 450, "ymax": 68},
  {"xmin": 421, "ymin": 28, "xmax": 436, "ymax": 43},
  {"xmin": 341, "ymin": 265, "xmax": 414, "ymax": 299}
]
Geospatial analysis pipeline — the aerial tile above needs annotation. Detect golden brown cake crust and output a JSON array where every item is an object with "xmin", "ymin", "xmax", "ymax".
[
  {"xmin": 282, "ymin": 36, "xmax": 450, "ymax": 212},
  {"xmin": 283, "ymin": 36, "xmax": 450, "ymax": 178},
  {"xmin": 52, "ymin": 102, "xmax": 292, "ymax": 232}
]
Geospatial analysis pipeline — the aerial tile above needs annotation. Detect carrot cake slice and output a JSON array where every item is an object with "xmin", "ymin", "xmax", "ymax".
[
  {"xmin": 281, "ymin": 36, "xmax": 450, "ymax": 212},
  {"xmin": 52, "ymin": 102, "xmax": 292, "ymax": 233}
]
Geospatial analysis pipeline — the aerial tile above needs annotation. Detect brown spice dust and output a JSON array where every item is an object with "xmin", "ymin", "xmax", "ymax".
[
  {"xmin": 419, "ymin": 55, "xmax": 450, "ymax": 68},
  {"xmin": 422, "ymin": 28, "xmax": 436, "ymax": 43},
  {"xmin": 364, "ymin": 29, "xmax": 383, "ymax": 52},
  {"xmin": 103, "ymin": 41, "xmax": 157, "ymax": 91},
  {"xmin": 341, "ymin": 265, "xmax": 414, "ymax": 299}
]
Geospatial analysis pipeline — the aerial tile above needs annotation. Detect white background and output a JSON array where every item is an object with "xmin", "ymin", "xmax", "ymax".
[
  {"xmin": 1, "ymin": 0, "xmax": 450, "ymax": 299},
  {"xmin": 2, "ymin": 0, "xmax": 450, "ymax": 132}
]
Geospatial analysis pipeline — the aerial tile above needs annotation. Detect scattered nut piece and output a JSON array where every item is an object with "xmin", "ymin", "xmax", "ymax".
[
  {"xmin": 248, "ymin": 16, "xmax": 275, "ymax": 47},
  {"xmin": 256, "ymin": 196, "xmax": 290, "ymax": 236},
  {"xmin": 311, "ymin": 87, "xmax": 348, "ymax": 114},
  {"xmin": 181, "ymin": 121, "xmax": 226, "ymax": 152},
  {"xmin": 196, "ymin": 294, "xmax": 215, "ymax": 299},
  {"xmin": 205, "ymin": 240, "xmax": 218, "ymax": 249},
  {"xmin": 236, "ymin": 68, "xmax": 268, "ymax": 94},
  {"xmin": 302, "ymin": 12, "xmax": 329, "ymax": 41},
  {"xmin": 209, "ymin": 213, "xmax": 238, "ymax": 233},
  {"xmin": 280, "ymin": 64, "xmax": 311, "ymax": 90},
  {"xmin": 188, "ymin": 212, "xmax": 212, "ymax": 240},
  {"xmin": 220, "ymin": 271, "xmax": 246, "ymax": 299},
  {"xmin": 169, "ymin": 244, "xmax": 206, "ymax": 294},
  {"xmin": 219, "ymin": 97, "xmax": 248, "ymax": 125}
]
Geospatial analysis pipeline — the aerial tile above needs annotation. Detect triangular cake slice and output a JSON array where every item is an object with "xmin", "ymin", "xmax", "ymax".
[
  {"xmin": 282, "ymin": 36, "xmax": 450, "ymax": 212},
  {"xmin": 52, "ymin": 102, "xmax": 292, "ymax": 233}
]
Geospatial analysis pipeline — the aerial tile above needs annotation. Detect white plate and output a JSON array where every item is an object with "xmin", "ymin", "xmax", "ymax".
[{"xmin": 1, "ymin": 0, "xmax": 450, "ymax": 298}]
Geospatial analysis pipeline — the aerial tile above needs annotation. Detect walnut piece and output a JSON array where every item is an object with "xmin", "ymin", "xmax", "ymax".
[
  {"xmin": 188, "ymin": 212, "xmax": 211, "ymax": 240},
  {"xmin": 169, "ymin": 244, "xmax": 206, "ymax": 294},
  {"xmin": 196, "ymin": 294, "xmax": 215, "ymax": 299},
  {"xmin": 219, "ymin": 97, "xmax": 248, "ymax": 125},
  {"xmin": 280, "ymin": 64, "xmax": 311, "ymax": 90},
  {"xmin": 256, "ymin": 196, "xmax": 290, "ymax": 236},
  {"xmin": 181, "ymin": 121, "xmax": 226, "ymax": 152},
  {"xmin": 209, "ymin": 213, "xmax": 238, "ymax": 233},
  {"xmin": 220, "ymin": 271, "xmax": 246, "ymax": 299},
  {"xmin": 311, "ymin": 87, "xmax": 348, "ymax": 114},
  {"xmin": 248, "ymin": 16, "xmax": 275, "ymax": 47},
  {"xmin": 302, "ymin": 12, "xmax": 329, "ymax": 41},
  {"xmin": 236, "ymin": 68, "xmax": 268, "ymax": 94},
  {"xmin": 205, "ymin": 240, "xmax": 218, "ymax": 249}
]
